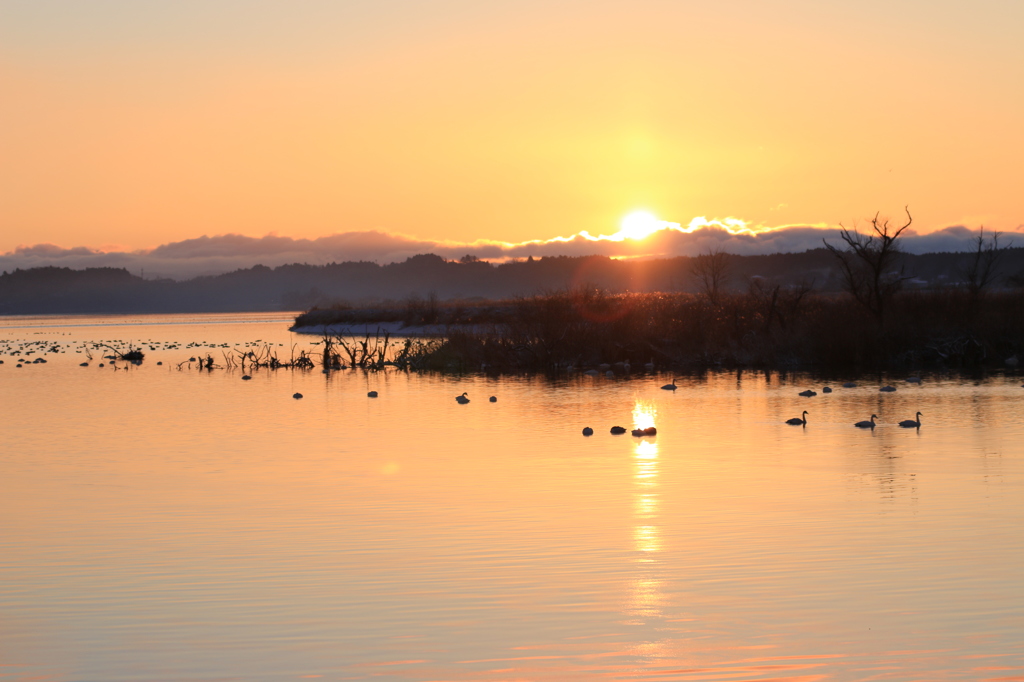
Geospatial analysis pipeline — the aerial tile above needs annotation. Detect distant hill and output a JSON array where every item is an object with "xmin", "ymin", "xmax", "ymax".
[{"xmin": 2, "ymin": 248, "xmax": 1023, "ymax": 315}]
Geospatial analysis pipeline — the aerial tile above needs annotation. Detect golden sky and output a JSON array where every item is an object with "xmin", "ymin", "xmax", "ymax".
[{"xmin": 2, "ymin": 0, "xmax": 1022, "ymax": 254}]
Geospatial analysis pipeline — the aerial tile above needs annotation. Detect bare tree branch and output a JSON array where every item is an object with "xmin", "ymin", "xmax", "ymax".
[
  {"xmin": 690, "ymin": 248, "xmax": 731, "ymax": 305},
  {"xmin": 823, "ymin": 207, "xmax": 912, "ymax": 320}
]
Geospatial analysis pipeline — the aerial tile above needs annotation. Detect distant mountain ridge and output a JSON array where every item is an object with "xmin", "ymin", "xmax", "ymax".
[{"xmin": 2, "ymin": 248, "xmax": 1023, "ymax": 315}]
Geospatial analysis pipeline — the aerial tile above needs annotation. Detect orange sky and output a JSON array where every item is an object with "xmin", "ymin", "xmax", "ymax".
[{"xmin": 2, "ymin": 0, "xmax": 1022, "ymax": 254}]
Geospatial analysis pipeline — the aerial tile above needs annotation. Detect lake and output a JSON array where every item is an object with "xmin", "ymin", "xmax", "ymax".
[{"xmin": 2, "ymin": 313, "xmax": 1023, "ymax": 681}]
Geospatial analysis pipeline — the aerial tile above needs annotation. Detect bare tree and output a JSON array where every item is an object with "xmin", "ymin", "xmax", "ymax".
[
  {"xmin": 823, "ymin": 207, "xmax": 913, "ymax": 320},
  {"xmin": 690, "ymin": 247, "xmax": 731, "ymax": 304},
  {"xmin": 748, "ymin": 276, "xmax": 815, "ymax": 332},
  {"xmin": 960, "ymin": 227, "xmax": 1010, "ymax": 301}
]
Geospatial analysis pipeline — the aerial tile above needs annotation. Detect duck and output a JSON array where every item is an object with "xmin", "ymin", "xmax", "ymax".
[
  {"xmin": 456, "ymin": 392, "xmax": 470, "ymax": 404},
  {"xmin": 661, "ymin": 377, "xmax": 678, "ymax": 391},
  {"xmin": 786, "ymin": 411, "xmax": 808, "ymax": 426},
  {"xmin": 899, "ymin": 411, "xmax": 922, "ymax": 428},
  {"xmin": 854, "ymin": 414, "xmax": 879, "ymax": 429}
]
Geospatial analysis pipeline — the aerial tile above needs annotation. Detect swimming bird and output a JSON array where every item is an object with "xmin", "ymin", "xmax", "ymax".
[
  {"xmin": 899, "ymin": 412, "xmax": 922, "ymax": 428},
  {"xmin": 798, "ymin": 389, "xmax": 817, "ymax": 397},
  {"xmin": 880, "ymin": 386, "xmax": 896, "ymax": 392},
  {"xmin": 367, "ymin": 391, "xmax": 378, "ymax": 398},
  {"xmin": 906, "ymin": 377, "xmax": 921, "ymax": 383},
  {"xmin": 582, "ymin": 427, "xmax": 594, "ymax": 436},
  {"xmin": 842, "ymin": 382, "xmax": 856, "ymax": 388},
  {"xmin": 786, "ymin": 411, "xmax": 808, "ymax": 426},
  {"xmin": 854, "ymin": 414, "xmax": 878, "ymax": 429},
  {"xmin": 489, "ymin": 396, "xmax": 497, "ymax": 402},
  {"xmin": 610, "ymin": 425, "xmax": 627, "ymax": 434},
  {"xmin": 293, "ymin": 393, "xmax": 303, "ymax": 399},
  {"xmin": 661, "ymin": 377, "xmax": 678, "ymax": 391},
  {"xmin": 822, "ymin": 386, "xmax": 832, "ymax": 393},
  {"xmin": 456, "ymin": 392, "xmax": 470, "ymax": 404}
]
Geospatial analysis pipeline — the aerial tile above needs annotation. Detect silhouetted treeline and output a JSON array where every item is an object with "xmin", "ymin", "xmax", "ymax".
[
  {"xmin": 3, "ymin": 248, "xmax": 1024, "ymax": 315},
  {"xmin": 302, "ymin": 288, "xmax": 1024, "ymax": 372}
]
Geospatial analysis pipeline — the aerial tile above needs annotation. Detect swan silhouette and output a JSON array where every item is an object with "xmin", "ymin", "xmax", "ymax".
[
  {"xmin": 854, "ymin": 414, "xmax": 878, "ymax": 429},
  {"xmin": 456, "ymin": 392, "xmax": 470, "ymax": 404},
  {"xmin": 786, "ymin": 411, "xmax": 808, "ymax": 426},
  {"xmin": 899, "ymin": 411, "xmax": 922, "ymax": 428},
  {"xmin": 661, "ymin": 377, "xmax": 678, "ymax": 391}
]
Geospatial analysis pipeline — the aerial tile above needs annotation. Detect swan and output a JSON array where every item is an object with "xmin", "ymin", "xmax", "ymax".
[
  {"xmin": 899, "ymin": 412, "xmax": 922, "ymax": 428},
  {"xmin": 489, "ymin": 396, "xmax": 497, "ymax": 402},
  {"xmin": 786, "ymin": 411, "xmax": 808, "ymax": 426},
  {"xmin": 293, "ymin": 393, "xmax": 303, "ymax": 399},
  {"xmin": 582, "ymin": 427, "xmax": 594, "ymax": 436},
  {"xmin": 854, "ymin": 414, "xmax": 878, "ymax": 429},
  {"xmin": 842, "ymin": 382, "xmax": 856, "ymax": 388},
  {"xmin": 880, "ymin": 386, "xmax": 896, "ymax": 392},
  {"xmin": 367, "ymin": 391, "xmax": 378, "ymax": 398},
  {"xmin": 610, "ymin": 425, "xmax": 627, "ymax": 434},
  {"xmin": 661, "ymin": 377, "xmax": 678, "ymax": 391},
  {"xmin": 456, "ymin": 392, "xmax": 470, "ymax": 404},
  {"xmin": 822, "ymin": 386, "xmax": 832, "ymax": 393},
  {"xmin": 799, "ymin": 389, "xmax": 817, "ymax": 397}
]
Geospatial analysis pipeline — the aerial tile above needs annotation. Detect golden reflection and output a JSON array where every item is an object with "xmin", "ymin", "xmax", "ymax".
[
  {"xmin": 628, "ymin": 397, "xmax": 663, "ymax": 619},
  {"xmin": 632, "ymin": 399, "xmax": 657, "ymax": 431},
  {"xmin": 634, "ymin": 440, "xmax": 659, "ymax": 483}
]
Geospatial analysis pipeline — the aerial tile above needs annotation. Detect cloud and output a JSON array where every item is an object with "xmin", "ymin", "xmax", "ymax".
[{"xmin": 1, "ymin": 221, "xmax": 1017, "ymax": 280}]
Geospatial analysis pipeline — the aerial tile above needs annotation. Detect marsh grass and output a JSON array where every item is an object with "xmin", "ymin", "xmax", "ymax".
[{"xmin": 298, "ymin": 288, "xmax": 1024, "ymax": 373}]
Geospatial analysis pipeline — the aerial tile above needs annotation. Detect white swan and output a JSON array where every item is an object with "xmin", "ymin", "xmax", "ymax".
[
  {"xmin": 899, "ymin": 412, "xmax": 922, "ymax": 428},
  {"xmin": 854, "ymin": 414, "xmax": 878, "ymax": 429}
]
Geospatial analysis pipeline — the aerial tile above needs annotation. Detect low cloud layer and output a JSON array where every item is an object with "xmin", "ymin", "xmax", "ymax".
[{"xmin": 2, "ymin": 222, "xmax": 1019, "ymax": 281}]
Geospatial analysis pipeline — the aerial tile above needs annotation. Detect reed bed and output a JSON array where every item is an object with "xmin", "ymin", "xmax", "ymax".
[{"xmin": 310, "ymin": 288, "xmax": 1024, "ymax": 373}]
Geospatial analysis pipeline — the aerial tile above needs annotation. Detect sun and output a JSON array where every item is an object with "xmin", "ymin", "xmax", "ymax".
[{"xmin": 617, "ymin": 211, "xmax": 664, "ymax": 241}]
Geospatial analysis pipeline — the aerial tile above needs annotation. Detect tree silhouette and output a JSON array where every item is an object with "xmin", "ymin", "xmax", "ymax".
[{"xmin": 824, "ymin": 207, "xmax": 912, "ymax": 321}]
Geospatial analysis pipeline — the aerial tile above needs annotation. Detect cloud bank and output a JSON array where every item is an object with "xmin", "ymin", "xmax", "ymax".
[{"xmin": 2, "ymin": 220, "xmax": 1019, "ymax": 281}]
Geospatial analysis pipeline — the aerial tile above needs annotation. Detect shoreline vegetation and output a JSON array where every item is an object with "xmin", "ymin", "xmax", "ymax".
[
  {"xmin": 291, "ymin": 287, "xmax": 1024, "ymax": 373},
  {"xmin": 291, "ymin": 215, "xmax": 1023, "ymax": 374}
]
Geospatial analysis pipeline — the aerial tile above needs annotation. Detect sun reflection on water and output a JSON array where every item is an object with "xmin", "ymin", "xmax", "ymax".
[
  {"xmin": 632, "ymin": 399, "xmax": 657, "ymax": 431},
  {"xmin": 628, "ymin": 398, "xmax": 663, "ymax": 622}
]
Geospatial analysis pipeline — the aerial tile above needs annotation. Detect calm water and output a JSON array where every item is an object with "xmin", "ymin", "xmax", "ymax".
[{"xmin": 2, "ymin": 313, "xmax": 1023, "ymax": 681}]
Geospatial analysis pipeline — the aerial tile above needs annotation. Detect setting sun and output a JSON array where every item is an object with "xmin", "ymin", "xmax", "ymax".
[{"xmin": 616, "ymin": 211, "xmax": 665, "ymax": 241}]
